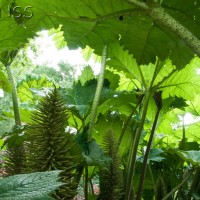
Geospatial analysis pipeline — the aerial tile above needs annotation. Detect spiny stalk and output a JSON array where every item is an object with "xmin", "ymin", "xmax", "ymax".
[
  {"xmin": 87, "ymin": 45, "xmax": 107, "ymax": 142},
  {"xmin": 99, "ymin": 130, "xmax": 124, "ymax": 200}
]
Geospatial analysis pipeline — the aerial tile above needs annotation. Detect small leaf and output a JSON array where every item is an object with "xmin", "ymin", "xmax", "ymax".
[
  {"xmin": 48, "ymin": 25, "xmax": 67, "ymax": 49},
  {"xmin": 78, "ymin": 66, "xmax": 95, "ymax": 85}
]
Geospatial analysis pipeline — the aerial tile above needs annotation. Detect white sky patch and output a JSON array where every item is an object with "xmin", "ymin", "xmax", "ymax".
[
  {"xmin": 197, "ymin": 68, "xmax": 200, "ymax": 75},
  {"xmin": 179, "ymin": 112, "xmax": 200, "ymax": 125},
  {"xmin": 27, "ymin": 31, "xmax": 101, "ymax": 74},
  {"xmin": 0, "ymin": 89, "xmax": 4, "ymax": 97}
]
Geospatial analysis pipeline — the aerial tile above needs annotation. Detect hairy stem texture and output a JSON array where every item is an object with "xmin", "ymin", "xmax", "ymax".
[
  {"xmin": 88, "ymin": 45, "xmax": 107, "ymax": 141},
  {"xmin": 6, "ymin": 65, "xmax": 21, "ymax": 125},
  {"xmin": 128, "ymin": 0, "xmax": 200, "ymax": 56}
]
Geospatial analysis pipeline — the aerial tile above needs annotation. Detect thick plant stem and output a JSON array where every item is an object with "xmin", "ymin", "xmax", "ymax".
[
  {"xmin": 180, "ymin": 115, "xmax": 186, "ymax": 150},
  {"xmin": 148, "ymin": 7, "xmax": 200, "ymax": 56},
  {"xmin": 136, "ymin": 106, "xmax": 161, "ymax": 200},
  {"xmin": 84, "ymin": 165, "xmax": 89, "ymax": 200},
  {"xmin": 148, "ymin": 164, "xmax": 156, "ymax": 194},
  {"xmin": 127, "ymin": 0, "xmax": 200, "ymax": 56},
  {"xmin": 124, "ymin": 91, "xmax": 151, "ymax": 200},
  {"xmin": 6, "ymin": 65, "xmax": 21, "ymax": 126},
  {"xmin": 74, "ymin": 166, "xmax": 84, "ymax": 191},
  {"xmin": 87, "ymin": 45, "xmax": 107, "ymax": 142}
]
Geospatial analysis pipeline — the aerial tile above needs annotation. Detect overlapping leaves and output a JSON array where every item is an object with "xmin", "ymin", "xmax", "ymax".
[
  {"xmin": 17, "ymin": 75, "xmax": 53, "ymax": 103},
  {"xmin": 1, "ymin": 0, "xmax": 199, "ymax": 67}
]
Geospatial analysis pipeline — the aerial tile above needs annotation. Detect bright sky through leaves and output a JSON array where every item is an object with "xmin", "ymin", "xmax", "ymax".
[{"xmin": 27, "ymin": 31, "xmax": 101, "ymax": 74}]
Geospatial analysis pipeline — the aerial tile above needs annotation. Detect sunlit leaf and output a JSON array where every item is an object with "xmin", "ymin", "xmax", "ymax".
[
  {"xmin": 159, "ymin": 57, "xmax": 200, "ymax": 100},
  {"xmin": 78, "ymin": 66, "xmax": 95, "ymax": 86},
  {"xmin": 17, "ymin": 75, "xmax": 53, "ymax": 103}
]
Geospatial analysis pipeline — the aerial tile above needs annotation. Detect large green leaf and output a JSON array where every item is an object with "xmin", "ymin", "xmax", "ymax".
[
  {"xmin": 161, "ymin": 0, "xmax": 200, "ymax": 32},
  {"xmin": 186, "ymin": 94, "xmax": 200, "ymax": 116},
  {"xmin": 0, "ymin": 0, "xmax": 36, "ymax": 51},
  {"xmin": 61, "ymin": 80, "xmax": 114, "ymax": 118},
  {"xmin": 141, "ymin": 59, "xmax": 176, "ymax": 88},
  {"xmin": 159, "ymin": 57, "xmax": 200, "ymax": 100},
  {"xmin": 14, "ymin": 0, "xmax": 199, "ymax": 67},
  {"xmin": 181, "ymin": 121, "xmax": 200, "ymax": 142},
  {"xmin": 0, "ymin": 170, "xmax": 62, "ymax": 200},
  {"xmin": 107, "ymin": 43, "xmax": 140, "ymax": 82},
  {"xmin": 94, "ymin": 114, "xmax": 132, "ymax": 155},
  {"xmin": 155, "ymin": 108, "xmax": 182, "ymax": 147},
  {"xmin": 97, "ymin": 91, "xmax": 137, "ymax": 117},
  {"xmin": 61, "ymin": 81, "xmax": 96, "ymax": 118}
]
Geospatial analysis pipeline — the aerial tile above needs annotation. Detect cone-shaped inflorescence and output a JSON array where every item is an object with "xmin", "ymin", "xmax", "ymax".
[
  {"xmin": 3, "ymin": 126, "xmax": 26, "ymax": 176},
  {"xmin": 99, "ymin": 129, "xmax": 124, "ymax": 200},
  {"xmin": 3, "ymin": 145, "xmax": 25, "ymax": 176},
  {"xmin": 25, "ymin": 88, "xmax": 82, "ymax": 199}
]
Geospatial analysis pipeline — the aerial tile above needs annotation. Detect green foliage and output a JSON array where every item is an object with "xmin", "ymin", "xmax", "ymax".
[
  {"xmin": 83, "ymin": 139, "xmax": 109, "ymax": 167},
  {"xmin": 48, "ymin": 25, "xmax": 67, "ymax": 49},
  {"xmin": 99, "ymin": 130, "xmax": 124, "ymax": 200},
  {"xmin": 25, "ymin": 88, "xmax": 82, "ymax": 199},
  {"xmin": 75, "ymin": 126, "xmax": 110, "ymax": 167},
  {"xmin": 159, "ymin": 57, "xmax": 200, "ymax": 100},
  {"xmin": 0, "ymin": 17, "xmax": 34, "ymax": 51},
  {"xmin": 94, "ymin": 113, "xmax": 133, "ymax": 156},
  {"xmin": 61, "ymin": 79, "xmax": 113, "ymax": 119},
  {"xmin": 32, "ymin": 67, "xmax": 62, "ymax": 83},
  {"xmin": 14, "ymin": 0, "xmax": 199, "ymax": 67},
  {"xmin": 17, "ymin": 75, "xmax": 53, "ymax": 104},
  {"xmin": 61, "ymin": 81, "xmax": 96, "ymax": 118},
  {"xmin": 0, "ymin": 170, "xmax": 63, "ymax": 200},
  {"xmin": 2, "ymin": 1, "xmax": 200, "ymax": 199},
  {"xmin": 32, "ymin": 62, "xmax": 76, "ymax": 88}
]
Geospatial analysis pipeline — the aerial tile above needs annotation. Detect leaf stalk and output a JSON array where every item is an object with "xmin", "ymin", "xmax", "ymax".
[
  {"xmin": 124, "ymin": 90, "xmax": 152, "ymax": 200},
  {"xmin": 88, "ymin": 45, "xmax": 107, "ymax": 141}
]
